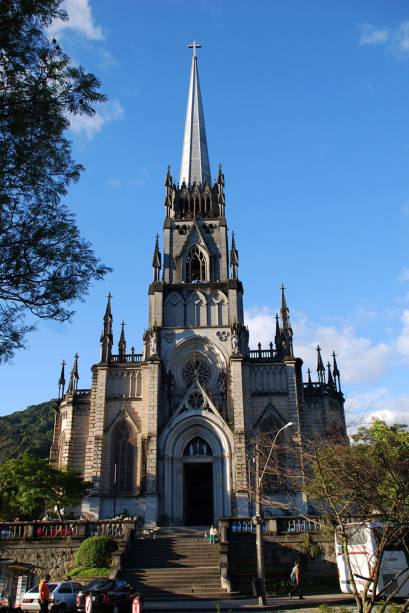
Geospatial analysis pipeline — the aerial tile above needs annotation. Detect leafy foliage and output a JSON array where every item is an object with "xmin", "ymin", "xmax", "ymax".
[
  {"xmin": 66, "ymin": 567, "xmax": 111, "ymax": 579},
  {"xmin": 305, "ymin": 420, "xmax": 409, "ymax": 613},
  {"xmin": 0, "ymin": 453, "xmax": 89, "ymax": 520},
  {"xmin": 0, "ymin": 399, "xmax": 56, "ymax": 462},
  {"xmin": 0, "ymin": 0, "xmax": 110, "ymax": 362},
  {"xmin": 74, "ymin": 536, "xmax": 117, "ymax": 569}
]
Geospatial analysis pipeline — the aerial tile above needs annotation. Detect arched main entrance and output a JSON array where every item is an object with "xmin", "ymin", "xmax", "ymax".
[
  {"xmin": 160, "ymin": 412, "xmax": 234, "ymax": 525},
  {"xmin": 183, "ymin": 436, "xmax": 213, "ymax": 525}
]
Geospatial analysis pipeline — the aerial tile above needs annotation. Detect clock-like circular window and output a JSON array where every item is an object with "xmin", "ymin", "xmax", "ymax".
[{"xmin": 182, "ymin": 356, "xmax": 211, "ymax": 386}]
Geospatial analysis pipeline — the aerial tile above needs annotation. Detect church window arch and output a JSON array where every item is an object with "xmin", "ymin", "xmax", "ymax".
[
  {"xmin": 111, "ymin": 421, "xmax": 135, "ymax": 494},
  {"xmin": 136, "ymin": 371, "xmax": 142, "ymax": 396},
  {"xmin": 164, "ymin": 292, "xmax": 185, "ymax": 326},
  {"xmin": 185, "ymin": 291, "xmax": 206, "ymax": 326},
  {"xmin": 183, "ymin": 436, "xmax": 212, "ymax": 457},
  {"xmin": 208, "ymin": 290, "xmax": 228, "ymax": 326},
  {"xmin": 58, "ymin": 431, "xmax": 66, "ymax": 467},
  {"xmin": 184, "ymin": 245, "xmax": 207, "ymax": 283}
]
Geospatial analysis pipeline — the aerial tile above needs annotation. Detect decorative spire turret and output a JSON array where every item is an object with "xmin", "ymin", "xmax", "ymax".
[
  {"xmin": 67, "ymin": 353, "xmax": 79, "ymax": 394},
  {"xmin": 179, "ymin": 41, "xmax": 211, "ymax": 186},
  {"xmin": 316, "ymin": 345, "xmax": 326, "ymax": 383},
  {"xmin": 307, "ymin": 368, "xmax": 313, "ymax": 386},
  {"xmin": 230, "ymin": 232, "xmax": 239, "ymax": 280},
  {"xmin": 164, "ymin": 166, "xmax": 174, "ymax": 216},
  {"xmin": 332, "ymin": 351, "xmax": 341, "ymax": 392},
  {"xmin": 327, "ymin": 361, "xmax": 335, "ymax": 389},
  {"xmin": 152, "ymin": 234, "xmax": 161, "ymax": 282},
  {"xmin": 118, "ymin": 321, "xmax": 126, "ymax": 360},
  {"xmin": 280, "ymin": 284, "xmax": 294, "ymax": 357},
  {"xmin": 275, "ymin": 313, "xmax": 283, "ymax": 358},
  {"xmin": 100, "ymin": 293, "xmax": 113, "ymax": 363},
  {"xmin": 58, "ymin": 360, "xmax": 66, "ymax": 401}
]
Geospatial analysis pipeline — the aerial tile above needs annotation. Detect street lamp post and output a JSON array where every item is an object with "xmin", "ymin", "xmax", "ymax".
[{"xmin": 254, "ymin": 421, "xmax": 293, "ymax": 606}]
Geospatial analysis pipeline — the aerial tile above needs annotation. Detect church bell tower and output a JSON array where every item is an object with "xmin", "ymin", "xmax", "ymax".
[{"xmin": 146, "ymin": 42, "xmax": 250, "ymax": 525}]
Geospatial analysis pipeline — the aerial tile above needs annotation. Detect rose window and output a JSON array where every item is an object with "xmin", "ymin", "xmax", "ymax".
[
  {"xmin": 182, "ymin": 357, "xmax": 211, "ymax": 386},
  {"xmin": 188, "ymin": 390, "xmax": 206, "ymax": 409}
]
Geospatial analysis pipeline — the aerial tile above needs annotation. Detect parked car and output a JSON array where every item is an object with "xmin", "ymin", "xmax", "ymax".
[
  {"xmin": 20, "ymin": 581, "xmax": 83, "ymax": 613},
  {"xmin": 75, "ymin": 579, "xmax": 143, "ymax": 613}
]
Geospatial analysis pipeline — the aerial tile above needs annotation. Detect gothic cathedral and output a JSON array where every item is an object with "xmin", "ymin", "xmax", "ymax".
[{"xmin": 50, "ymin": 47, "xmax": 347, "ymax": 525}]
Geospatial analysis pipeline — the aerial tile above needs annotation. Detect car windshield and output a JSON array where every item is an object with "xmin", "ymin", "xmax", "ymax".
[
  {"xmin": 27, "ymin": 584, "xmax": 59, "ymax": 594},
  {"xmin": 85, "ymin": 580, "xmax": 113, "ymax": 591}
]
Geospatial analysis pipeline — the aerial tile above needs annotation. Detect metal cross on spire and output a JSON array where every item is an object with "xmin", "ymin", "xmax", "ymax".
[{"xmin": 188, "ymin": 40, "xmax": 202, "ymax": 57}]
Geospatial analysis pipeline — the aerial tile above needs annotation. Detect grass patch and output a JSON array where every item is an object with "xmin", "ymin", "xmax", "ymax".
[{"xmin": 66, "ymin": 567, "xmax": 111, "ymax": 578}]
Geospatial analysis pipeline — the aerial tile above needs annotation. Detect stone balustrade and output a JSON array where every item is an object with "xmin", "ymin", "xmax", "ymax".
[{"xmin": 0, "ymin": 519, "xmax": 136, "ymax": 541}]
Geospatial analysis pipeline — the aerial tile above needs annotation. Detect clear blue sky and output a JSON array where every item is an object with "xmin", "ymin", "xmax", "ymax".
[{"xmin": 1, "ymin": 0, "xmax": 409, "ymax": 428}]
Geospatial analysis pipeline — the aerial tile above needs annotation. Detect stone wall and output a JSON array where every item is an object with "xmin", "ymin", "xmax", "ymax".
[
  {"xmin": 225, "ymin": 532, "xmax": 338, "ymax": 594},
  {"xmin": 0, "ymin": 540, "xmax": 82, "ymax": 580}
]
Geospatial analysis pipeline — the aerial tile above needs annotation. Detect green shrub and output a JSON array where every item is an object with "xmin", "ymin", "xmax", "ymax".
[{"xmin": 75, "ymin": 536, "xmax": 117, "ymax": 568}]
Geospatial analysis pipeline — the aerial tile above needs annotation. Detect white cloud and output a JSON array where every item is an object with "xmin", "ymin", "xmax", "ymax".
[
  {"xmin": 397, "ymin": 21, "xmax": 409, "ymax": 52},
  {"xmin": 346, "ymin": 388, "xmax": 409, "ymax": 427},
  {"xmin": 68, "ymin": 99, "xmax": 124, "ymax": 139},
  {"xmin": 245, "ymin": 307, "xmax": 390, "ymax": 385},
  {"xmin": 245, "ymin": 306, "xmax": 409, "ymax": 427},
  {"xmin": 396, "ymin": 309, "xmax": 409, "ymax": 358},
  {"xmin": 48, "ymin": 0, "xmax": 103, "ymax": 41},
  {"xmin": 399, "ymin": 268, "xmax": 409, "ymax": 282},
  {"xmin": 359, "ymin": 21, "xmax": 409, "ymax": 57},
  {"xmin": 359, "ymin": 24, "xmax": 389, "ymax": 46}
]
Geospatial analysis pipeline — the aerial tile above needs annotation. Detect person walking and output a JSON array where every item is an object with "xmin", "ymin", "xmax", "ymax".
[
  {"xmin": 289, "ymin": 561, "xmax": 304, "ymax": 599},
  {"xmin": 38, "ymin": 574, "xmax": 51, "ymax": 613}
]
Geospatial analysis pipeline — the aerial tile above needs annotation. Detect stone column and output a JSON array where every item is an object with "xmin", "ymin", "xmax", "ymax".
[
  {"xmin": 144, "ymin": 358, "xmax": 161, "ymax": 526},
  {"xmin": 82, "ymin": 366, "xmax": 108, "ymax": 517},
  {"xmin": 229, "ymin": 355, "xmax": 249, "ymax": 516}
]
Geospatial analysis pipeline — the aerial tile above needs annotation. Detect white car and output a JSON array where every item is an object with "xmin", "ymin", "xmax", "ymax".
[{"xmin": 20, "ymin": 582, "xmax": 83, "ymax": 613}]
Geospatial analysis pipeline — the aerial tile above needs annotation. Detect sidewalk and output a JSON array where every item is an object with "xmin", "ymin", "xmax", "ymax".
[{"xmin": 144, "ymin": 592, "xmax": 355, "ymax": 611}]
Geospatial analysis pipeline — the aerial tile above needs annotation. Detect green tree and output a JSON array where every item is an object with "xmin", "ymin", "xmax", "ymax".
[
  {"xmin": 0, "ymin": 0, "xmax": 110, "ymax": 362},
  {"xmin": 305, "ymin": 420, "xmax": 409, "ymax": 613},
  {"xmin": 0, "ymin": 453, "xmax": 89, "ymax": 519}
]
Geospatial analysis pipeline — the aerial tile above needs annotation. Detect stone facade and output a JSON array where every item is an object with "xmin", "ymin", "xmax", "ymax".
[{"xmin": 50, "ymin": 51, "xmax": 347, "ymax": 525}]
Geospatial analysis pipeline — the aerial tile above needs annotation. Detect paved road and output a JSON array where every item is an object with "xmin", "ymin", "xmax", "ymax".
[{"xmin": 143, "ymin": 592, "xmax": 355, "ymax": 611}]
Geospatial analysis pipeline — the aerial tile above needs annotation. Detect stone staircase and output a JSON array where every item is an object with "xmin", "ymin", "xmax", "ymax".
[{"xmin": 120, "ymin": 527, "xmax": 232, "ymax": 600}]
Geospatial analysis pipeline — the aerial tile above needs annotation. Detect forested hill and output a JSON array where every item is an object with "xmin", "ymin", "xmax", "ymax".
[{"xmin": 0, "ymin": 400, "xmax": 56, "ymax": 462}]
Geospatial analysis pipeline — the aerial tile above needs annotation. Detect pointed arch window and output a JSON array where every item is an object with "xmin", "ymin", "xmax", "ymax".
[
  {"xmin": 183, "ymin": 437, "xmax": 212, "ymax": 457},
  {"xmin": 112, "ymin": 422, "xmax": 135, "ymax": 494},
  {"xmin": 184, "ymin": 246, "xmax": 207, "ymax": 283}
]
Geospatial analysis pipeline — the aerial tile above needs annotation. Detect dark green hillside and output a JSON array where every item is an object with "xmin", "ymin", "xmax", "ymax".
[{"xmin": 0, "ymin": 400, "xmax": 56, "ymax": 462}]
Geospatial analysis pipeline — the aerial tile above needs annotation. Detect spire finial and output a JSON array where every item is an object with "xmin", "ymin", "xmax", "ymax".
[
  {"xmin": 58, "ymin": 359, "xmax": 66, "ymax": 401},
  {"xmin": 100, "ymin": 293, "xmax": 113, "ymax": 363},
  {"xmin": 67, "ymin": 353, "xmax": 79, "ymax": 394},
  {"xmin": 152, "ymin": 234, "xmax": 161, "ymax": 281},
  {"xmin": 280, "ymin": 284, "xmax": 293, "ymax": 357},
  {"xmin": 307, "ymin": 367, "xmax": 312, "ymax": 386},
  {"xmin": 118, "ymin": 320, "xmax": 126, "ymax": 360},
  {"xmin": 332, "ymin": 350, "xmax": 341, "ymax": 392},
  {"xmin": 275, "ymin": 312, "xmax": 283, "ymax": 358},
  {"xmin": 316, "ymin": 345, "xmax": 326, "ymax": 383},
  {"xmin": 327, "ymin": 361, "xmax": 335, "ymax": 389},
  {"xmin": 188, "ymin": 40, "xmax": 202, "ymax": 57},
  {"xmin": 229, "ymin": 231, "xmax": 239, "ymax": 280}
]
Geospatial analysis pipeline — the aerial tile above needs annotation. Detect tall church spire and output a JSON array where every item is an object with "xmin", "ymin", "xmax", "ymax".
[{"xmin": 179, "ymin": 41, "xmax": 211, "ymax": 186}]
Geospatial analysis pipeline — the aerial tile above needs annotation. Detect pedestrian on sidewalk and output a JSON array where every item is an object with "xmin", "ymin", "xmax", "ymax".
[
  {"xmin": 38, "ymin": 574, "xmax": 51, "ymax": 613},
  {"xmin": 289, "ymin": 560, "xmax": 304, "ymax": 599}
]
